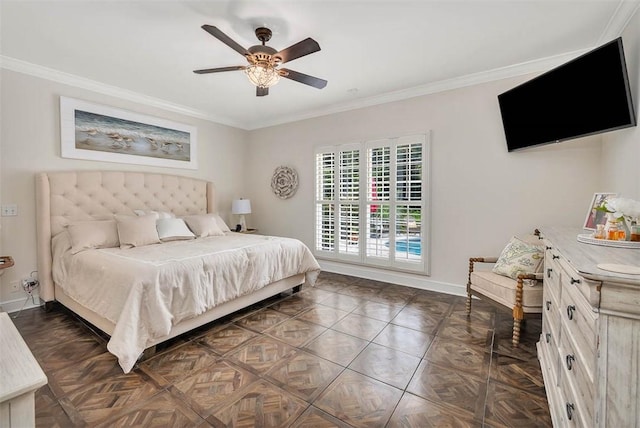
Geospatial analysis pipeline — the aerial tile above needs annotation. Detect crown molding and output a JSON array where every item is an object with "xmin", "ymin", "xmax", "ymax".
[
  {"xmin": 0, "ymin": 55, "xmax": 245, "ymax": 129},
  {"xmin": 2, "ymin": 0, "xmax": 637, "ymax": 132},
  {"xmin": 249, "ymin": 49, "xmax": 587, "ymax": 130},
  {"xmin": 597, "ymin": 1, "xmax": 640, "ymax": 45},
  {"xmin": 249, "ymin": 1, "xmax": 640, "ymax": 130},
  {"xmin": 0, "ymin": 50, "xmax": 592, "ymax": 131}
]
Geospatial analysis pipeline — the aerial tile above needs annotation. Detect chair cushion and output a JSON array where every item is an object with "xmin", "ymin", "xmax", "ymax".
[
  {"xmin": 470, "ymin": 271, "xmax": 543, "ymax": 312},
  {"xmin": 492, "ymin": 236, "xmax": 544, "ymax": 280}
]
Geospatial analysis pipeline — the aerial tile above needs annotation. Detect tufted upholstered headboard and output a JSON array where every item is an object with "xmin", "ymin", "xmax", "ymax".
[{"xmin": 36, "ymin": 170, "xmax": 216, "ymax": 302}]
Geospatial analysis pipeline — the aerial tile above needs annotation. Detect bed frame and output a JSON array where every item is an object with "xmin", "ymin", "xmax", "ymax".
[{"xmin": 35, "ymin": 170, "xmax": 304, "ymax": 349}]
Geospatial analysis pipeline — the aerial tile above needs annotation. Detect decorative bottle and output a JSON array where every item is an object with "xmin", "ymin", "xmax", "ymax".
[
  {"xmin": 604, "ymin": 213, "xmax": 619, "ymax": 240},
  {"xmin": 594, "ymin": 224, "xmax": 605, "ymax": 239},
  {"xmin": 631, "ymin": 219, "xmax": 640, "ymax": 242}
]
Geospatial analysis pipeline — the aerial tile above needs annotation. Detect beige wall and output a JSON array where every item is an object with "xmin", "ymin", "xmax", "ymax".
[
  {"xmin": 245, "ymin": 76, "xmax": 602, "ymax": 293},
  {"xmin": 0, "ymin": 69, "xmax": 248, "ymax": 305},
  {"xmin": 601, "ymin": 8, "xmax": 640, "ymax": 198}
]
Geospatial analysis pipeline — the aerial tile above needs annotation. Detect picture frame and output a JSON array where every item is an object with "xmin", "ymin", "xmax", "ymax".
[
  {"xmin": 60, "ymin": 96, "xmax": 197, "ymax": 169},
  {"xmin": 583, "ymin": 192, "xmax": 617, "ymax": 230}
]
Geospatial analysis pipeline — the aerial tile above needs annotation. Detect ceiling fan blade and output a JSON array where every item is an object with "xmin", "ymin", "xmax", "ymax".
[
  {"xmin": 280, "ymin": 68, "xmax": 327, "ymax": 89},
  {"xmin": 257, "ymin": 87, "xmax": 269, "ymax": 97},
  {"xmin": 193, "ymin": 65, "xmax": 246, "ymax": 74},
  {"xmin": 201, "ymin": 25, "xmax": 249, "ymax": 57},
  {"xmin": 274, "ymin": 38, "xmax": 320, "ymax": 64}
]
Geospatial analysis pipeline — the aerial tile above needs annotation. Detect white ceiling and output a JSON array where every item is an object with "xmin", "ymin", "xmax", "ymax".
[{"xmin": 1, "ymin": 1, "xmax": 638, "ymax": 130}]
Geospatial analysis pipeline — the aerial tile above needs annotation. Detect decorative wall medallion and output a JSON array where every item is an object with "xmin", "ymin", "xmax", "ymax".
[{"xmin": 271, "ymin": 166, "xmax": 298, "ymax": 199}]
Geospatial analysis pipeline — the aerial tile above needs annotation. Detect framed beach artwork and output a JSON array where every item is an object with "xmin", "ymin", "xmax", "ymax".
[
  {"xmin": 583, "ymin": 192, "xmax": 617, "ymax": 230},
  {"xmin": 60, "ymin": 96, "xmax": 197, "ymax": 169}
]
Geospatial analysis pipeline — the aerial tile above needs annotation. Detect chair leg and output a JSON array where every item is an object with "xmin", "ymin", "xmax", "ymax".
[
  {"xmin": 512, "ymin": 318, "xmax": 521, "ymax": 347},
  {"xmin": 511, "ymin": 275, "xmax": 525, "ymax": 347},
  {"xmin": 466, "ymin": 258, "xmax": 480, "ymax": 316}
]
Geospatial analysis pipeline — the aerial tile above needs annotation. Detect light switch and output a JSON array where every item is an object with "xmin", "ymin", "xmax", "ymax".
[{"xmin": 1, "ymin": 204, "xmax": 17, "ymax": 216}]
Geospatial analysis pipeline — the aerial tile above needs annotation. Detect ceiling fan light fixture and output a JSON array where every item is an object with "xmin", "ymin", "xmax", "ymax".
[
  {"xmin": 195, "ymin": 25, "xmax": 326, "ymax": 96},
  {"xmin": 244, "ymin": 62, "xmax": 280, "ymax": 88}
]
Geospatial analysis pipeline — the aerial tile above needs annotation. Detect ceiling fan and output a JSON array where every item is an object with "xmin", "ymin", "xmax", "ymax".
[{"xmin": 194, "ymin": 25, "xmax": 328, "ymax": 97}]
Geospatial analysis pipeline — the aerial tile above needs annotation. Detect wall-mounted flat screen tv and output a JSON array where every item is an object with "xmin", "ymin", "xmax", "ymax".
[{"xmin": 498, "ymin": 37, "xmax": 636, "ymax": 152}]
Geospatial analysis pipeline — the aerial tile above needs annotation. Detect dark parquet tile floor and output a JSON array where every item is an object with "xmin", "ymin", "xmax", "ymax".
[{"xmin": 11, "ymin": 272, "xmax": 551, "ymax": 427}]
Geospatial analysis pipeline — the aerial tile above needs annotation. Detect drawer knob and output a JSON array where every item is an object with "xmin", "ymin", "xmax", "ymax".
[
  {"xmin": 545, "ymin": 333, "xmax": 551, "ymax": 343},
  {"xmin": 566, "ymin": 354, "xmax": 575, "ymax": 370},
  {"xmin": 552, "ymin": 255, "xmax": 560, "ymax": 260},
  {"xmin": 570, "ymin": 277, "xmax": 581, "ymax": 285},
  {"xmin": 567, "ymin": 305, "xmax": 576, "ymax": 320},
  {"xmin": 545, "ymin": 300, "xmax": 552, "ymax": 311},
  {"xmin": 546, "ymin": 246, "xmax": 552, "ymax": 250},
  {"xmin": 547, "ymin": 268, "xmax": 553, "ymax": 279},
  {"xmin": 566, "ymin": 402, "xmax": 575, "ymax": 420}
]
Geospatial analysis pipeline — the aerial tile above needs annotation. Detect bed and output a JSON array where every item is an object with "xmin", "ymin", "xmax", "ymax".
[{"xmin": 36, "ymin": 170, "xmax": 320, "ymax": 373}]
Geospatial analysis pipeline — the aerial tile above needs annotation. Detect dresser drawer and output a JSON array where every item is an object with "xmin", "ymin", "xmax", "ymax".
[
  {"xmin": 560, "ymin": 369, "xmax": 592, "ymax": 428},
  {"xmin": 558, "ymin": 257, "xmax": 600, "ymax": 307},
  {"xmin": 537, "ymin": 340, "xmax": 565, "ymax": 427},
  {"xmin": 544, "ymin": 247, "xmax": 562, "ymax": 304},
  {"xmin": 560, "ymin": 328, "xmax": 594, "ymax": 422},
  {"xmin": 560, "ymin": 273, "xmax": 598, "ymax": 380},
  {"xmin": 540, "ymin": 315, "xmax": 560, "ymax": 385},
  {"xmin": 543, "ymin": 279, "xmax": 561, "ymax": 341}
]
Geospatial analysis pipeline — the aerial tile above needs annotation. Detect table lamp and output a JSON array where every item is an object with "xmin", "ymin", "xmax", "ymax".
[{"xmin": 231, "ymin": 199, "xmax": 252, "ymax": 232}]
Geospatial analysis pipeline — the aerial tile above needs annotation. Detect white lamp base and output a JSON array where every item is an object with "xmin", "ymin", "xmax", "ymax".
[{"xmin": 239, "ymin": 215, "xmax": 247, "ymax": 232}]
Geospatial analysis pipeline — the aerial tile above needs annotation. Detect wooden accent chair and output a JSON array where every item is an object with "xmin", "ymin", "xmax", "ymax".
[{"xmin": 466, "ymin": 230, "xmax": 544, "ymax": 346}]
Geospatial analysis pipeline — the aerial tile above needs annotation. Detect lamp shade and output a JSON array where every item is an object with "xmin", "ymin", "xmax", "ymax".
[{"xmin": 232, "ymin": 199, "xmax": 252, "ymax": 215}]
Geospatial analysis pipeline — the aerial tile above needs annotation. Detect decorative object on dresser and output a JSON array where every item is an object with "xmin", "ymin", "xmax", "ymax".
[
  {"xmin": 60, "ymin": 96, "xmax": 197, "ymax": 169},
  {"xmin": 466, "ymin": 230, "xmax": 545, "ymax": 346},
  {"xmin": 271, "ymin": 166, "xmax": 299, "ymax": 199},
  {"xmin": 583, "ymin": 192, "xmax": 617, "ymax": 230},
  {"xmin": 538, "ymin": 226, "xmax": 640, "ymax": 427},
  {"xmin": 231, "ymin": 198, "xmax": 252, "ymax": 232},
  {"xmin": 580, "ymin": 196, "xmax": 640, "ymax": 247}
]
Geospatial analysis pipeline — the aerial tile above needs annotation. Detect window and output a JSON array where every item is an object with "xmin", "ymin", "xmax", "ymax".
[{"xmin": 314, "ymin": 134, "xmax": 429, "ymax": 273}]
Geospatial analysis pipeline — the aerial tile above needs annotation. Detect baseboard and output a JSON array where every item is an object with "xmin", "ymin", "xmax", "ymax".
[
  {"xmin": 0, "ymin": 293, "xmax": 42, "ymax": 314},
  {"xmin": 318, "ymin": 260, "xmax": 466, "ymax": 297}
]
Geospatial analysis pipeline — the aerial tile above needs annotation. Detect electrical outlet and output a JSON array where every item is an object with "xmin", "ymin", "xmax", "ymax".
[
  {"xmin": 1, "ymin": 204, "xmax": 18, "ymax": 216},
  {"xmin": 10, "ymin": 280, "xmax": 20, "ymax": 292},
  {"xmin": 22, "ymin": 278, "xmax": 39, "ymax": 293}
]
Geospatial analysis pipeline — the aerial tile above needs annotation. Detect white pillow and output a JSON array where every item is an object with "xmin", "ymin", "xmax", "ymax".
[
  {"xmin": 492, "ymin": 236, "xmax": 544, "ymax": 280},
  {"xmin": 183, "ymin": 214, "xmax": 226, "ymax": 238},
  {"xmin": 157, "ymin": 218, "xmax": 195, "ymax": 242},
  {"xmin": 67, "ymin": 219, "xmax": 120, "ymax": 254},
  {"xmin": 133, "ymin": 209, "xmax": 175, "ymax": 219},
  {"xmin": 115, "ymin": 214, "xmax": 161, "ymax": 248},
  {"xmin": 212, "ymin": 213, "xmax": 231, "ymax": 232}
]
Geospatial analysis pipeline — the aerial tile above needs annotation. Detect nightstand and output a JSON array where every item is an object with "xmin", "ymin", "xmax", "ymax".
[{"xmin": 0, "ymin": 312, "xmax": 48, "ymax": 427}]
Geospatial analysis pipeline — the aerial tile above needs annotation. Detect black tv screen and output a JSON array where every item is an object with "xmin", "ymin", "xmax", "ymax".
[{"xmin": 498, "ymin": 37, "xmax": 636, "ymax": 152}]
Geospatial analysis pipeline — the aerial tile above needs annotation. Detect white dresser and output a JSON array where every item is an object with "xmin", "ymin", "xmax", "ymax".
[
  {"xmin": 0, "ymin": 312, "xmax": 48, "ymax": 428},
  {"xmin": 538, "ymin": 226, "xmax": 640, "ymax": 427}
]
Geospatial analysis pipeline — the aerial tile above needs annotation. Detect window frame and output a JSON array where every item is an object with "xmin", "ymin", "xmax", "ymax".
[{"xmin": 314, "ymin": 133, "xmax": 430, "ymax": 275}]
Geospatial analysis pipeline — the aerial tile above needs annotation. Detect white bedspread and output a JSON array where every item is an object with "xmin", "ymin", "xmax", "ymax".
[{"xmin": 51, "ymin": 232, "xmax": 320, "ymax": 372}]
